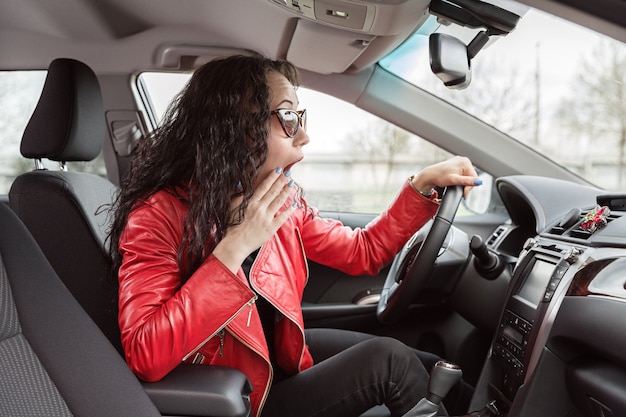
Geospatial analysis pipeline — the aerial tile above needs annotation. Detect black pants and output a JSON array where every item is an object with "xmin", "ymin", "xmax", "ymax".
[{"xmin": 261, "ymin": 328, "xmax": 444, "ymax": 417}]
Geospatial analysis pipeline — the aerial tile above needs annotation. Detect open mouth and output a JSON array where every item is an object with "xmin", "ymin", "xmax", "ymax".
[{"xmin": 285, "ymin": 157, "xmax": 303, "ymax": 173}]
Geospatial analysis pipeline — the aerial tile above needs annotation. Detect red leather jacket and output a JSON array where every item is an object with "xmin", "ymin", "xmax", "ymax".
[{"xmin": 117, "ymin": 181, "xmax": 438, "ymax": 416}]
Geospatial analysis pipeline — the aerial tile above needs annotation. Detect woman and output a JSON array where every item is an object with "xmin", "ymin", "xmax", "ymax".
[{"xmin": 108, "ymin": 54, "xmax": 482, "ymax": 417}]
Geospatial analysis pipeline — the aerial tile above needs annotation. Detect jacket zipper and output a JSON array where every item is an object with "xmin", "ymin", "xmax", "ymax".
[
  {"xmin": 295, "ymin": 228, "xmax": 309, "ymax": 285},
  {"xmin": 218, "ymin": 329, "xmax": 225, "ymax": 356},
  {"xmin": 228, "ymin": 328, "xmax": 273, "ymax": 417},
  {"xmin": 250, "ymin": 236, "xmax": 308, "ymax": 372},
  {"xmin": 286, "ymin": 229, "xmax": 308, "ymax": 371},
  {"xmin": 182, "ymin": 295, "xmax": 257, "ymax": 362},
  {"xmin": 245, "ymin": 237, "xmax": 308, "ymax": 413}
]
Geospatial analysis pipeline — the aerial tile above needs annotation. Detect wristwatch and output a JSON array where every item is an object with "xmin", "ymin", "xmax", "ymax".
[
  {"xmin": 418, "ymin": 188, "xmax": 435, "ymax": 199},
  {"xmin": 408, "ymin": 175, "xmax": 436, "ymax": 199}
]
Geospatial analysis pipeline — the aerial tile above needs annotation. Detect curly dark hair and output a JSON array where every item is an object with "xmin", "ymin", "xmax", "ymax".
[{"xmin": 107, "ymin": 54, "xmax": 300, "ymax": 283}]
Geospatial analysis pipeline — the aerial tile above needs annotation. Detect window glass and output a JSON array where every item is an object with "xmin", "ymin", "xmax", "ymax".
[
  {"xmin": 0, "ymin": 71, "xmax": 46, "ymax": 193},
  {"xmin": 139, "ymin": 72, "xmax": 191, "ymax": 122},
  {"xmin": 139, "ymin": 72, "xmax": 482, "ymax": 215},
  {"xmin": 295, "ymin": 88, "xmax": 456, "ymax": 213},
  {"xmin": 0, "ymin": 70, "xmax": 107, "ymax": 195},
  {"xmin": 380, "ymin": 6, "xmax": 625, "ymax": 190}
]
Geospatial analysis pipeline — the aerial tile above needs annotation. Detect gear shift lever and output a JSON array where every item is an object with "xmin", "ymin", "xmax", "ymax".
[
  {"xmin": 402, "ymin": 361, "xmax": 463, "ymax": 417},
  {"xmin": 427, "ymin": 361, "xmax": 463, "ymax": 406}
]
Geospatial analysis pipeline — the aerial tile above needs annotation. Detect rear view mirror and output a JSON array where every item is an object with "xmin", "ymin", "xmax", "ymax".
[
  {"xmin": 427, "ymin": 0, "xmax": 522, "ymax": 89},
  {"xmin": 429, "ymin": 33, "xmax": 471, "ymax": 89}
]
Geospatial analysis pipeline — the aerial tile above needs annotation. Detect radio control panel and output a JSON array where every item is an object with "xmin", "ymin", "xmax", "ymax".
[{"xmin": 493, "ymin": 310, "xmax": 531, "ymax": 380}]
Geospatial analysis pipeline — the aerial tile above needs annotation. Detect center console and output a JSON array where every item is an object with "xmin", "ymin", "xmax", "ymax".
[
  {"xmin": 471, "ymin": 237, "xmax": 585, "ymax": 413},
  {"xmin": 493, "ymin": 242, "xmax": 574, "ymax": 398}
]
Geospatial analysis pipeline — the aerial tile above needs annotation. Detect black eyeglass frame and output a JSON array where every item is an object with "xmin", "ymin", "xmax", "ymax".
[{"xmin": 271, "ymin": 109, "xmax": 307, "ymax": 138}]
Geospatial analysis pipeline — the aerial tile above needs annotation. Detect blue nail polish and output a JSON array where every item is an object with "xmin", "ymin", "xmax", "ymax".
[
  {"xmin": 292, "ymin": 202, "xmax": 298, "ymax": 208},
  {"xmin": 284, "ymin": 169, "xmax": 292, "ymax": 177},
  {"xmin": 275, "ymin": 167, "xmax": 282, "ymax": 174},
  {"xmin": 288, "ymin": 179, "xmax": 294, "ymax": 187},
  {"xmin": 473, "ymin": 178, "xmax": 483, "ymax": 185}
]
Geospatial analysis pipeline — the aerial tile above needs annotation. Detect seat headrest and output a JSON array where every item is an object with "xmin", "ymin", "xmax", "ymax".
[{"xmin": 20, "ymin": 58, "xmax": 105, "ymax": 162}]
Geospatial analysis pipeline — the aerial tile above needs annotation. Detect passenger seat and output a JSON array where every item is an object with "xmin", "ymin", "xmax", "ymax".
[
  {"xmin": 8, "ymin": 57, "xmax": 122, "ymax": 352},
  {"xmin": 0, "ymin": 202, "xmax": 161, "ymax": 416},
  {"xmin": 8, "ymin": 57, "xmax": 254, "ymax": 417}
]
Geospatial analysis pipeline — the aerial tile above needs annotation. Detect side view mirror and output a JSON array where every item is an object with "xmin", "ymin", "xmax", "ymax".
[{"xmin": 429, "ymin": 33, "xmax": 471, "ymax": 89}]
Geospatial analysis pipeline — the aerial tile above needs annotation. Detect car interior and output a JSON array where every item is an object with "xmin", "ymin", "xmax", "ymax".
[
  {"xmin": 0, "ymin": 201, "xmax": 161, "ymax": 417},
  {"xmin": 1, "ymin": 0, "xmax": 625, "ymax": 416}
]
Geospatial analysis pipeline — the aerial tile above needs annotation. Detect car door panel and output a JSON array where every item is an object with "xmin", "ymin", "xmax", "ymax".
[{"xmin": 302, "ymin": 210, "xmax": 509, "ymax": 330}]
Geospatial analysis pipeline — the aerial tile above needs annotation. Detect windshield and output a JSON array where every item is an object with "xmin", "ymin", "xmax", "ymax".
[{"xmin": 380, "ymin": 4, "xmax": 625, "ymax": 191}]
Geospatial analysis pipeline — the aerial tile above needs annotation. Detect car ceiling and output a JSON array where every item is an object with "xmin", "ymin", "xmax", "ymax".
[
  {"xmin": 2, "ymin": 0, "xmax": 622, "ymax": 187},
  {"xmin": 0, "ymin": 0, "xmax": 429, "ymax": 74},
  {"xmin": 0, "ymin": 0, "xmax": 624, "ymax": 76}
]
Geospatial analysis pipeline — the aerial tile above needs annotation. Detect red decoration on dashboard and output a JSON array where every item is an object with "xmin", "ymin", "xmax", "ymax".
[{"xmin": 580, "ymin": 205, "xmax": 610, "ymax": 232}]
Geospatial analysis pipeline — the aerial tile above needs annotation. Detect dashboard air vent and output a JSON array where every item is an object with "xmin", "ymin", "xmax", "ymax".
[
  {"xmin": 553, "ymin": 206, "xmax": 620, "ymax": 239},
  {"xmin": 487, "ymin": 226, "xmax": 506, "ymax": 246}
]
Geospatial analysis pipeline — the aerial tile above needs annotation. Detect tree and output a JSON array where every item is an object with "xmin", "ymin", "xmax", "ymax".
[
  {"xmin": 344, "ymin": 119, "xmax": 412, "ymax": 188},
  {"xmin": 428, "ymin": 58, "xmax": 537, "ymax": 145},
  {"xmin": 556, "ymin": 41, "xmax": 626, "ymax": 188},
  {"xmin": 0, "ymin": 72, "xmax": 46, "ymax": 192},
  {"xmin": 0, "ymin": 72, "xmax": 45, "ymax": 148}
]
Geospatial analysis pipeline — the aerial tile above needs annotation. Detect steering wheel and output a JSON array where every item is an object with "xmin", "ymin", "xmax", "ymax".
[{"xmin": 376, "ymin": 185, "xmax": 464, "ymax": 324}]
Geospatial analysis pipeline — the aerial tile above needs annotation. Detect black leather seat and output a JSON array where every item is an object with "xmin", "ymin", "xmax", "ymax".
[
  {"xmin": 8, "ymin": 58, "xmax": 252, "ymax": 417},
  {"xmin": 0, "ymin": 201, "xmax": 162, "ymax": 416}
]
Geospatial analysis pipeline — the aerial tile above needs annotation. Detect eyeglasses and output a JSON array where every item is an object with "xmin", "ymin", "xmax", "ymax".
[{"xmin": 271, "ymin": 109, "xmax": 307, "ymax": 138}]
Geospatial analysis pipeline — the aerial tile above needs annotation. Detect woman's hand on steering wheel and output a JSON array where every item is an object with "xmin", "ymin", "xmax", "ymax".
[
  {"xmin": 376, "ymin": 156, "xmax": 482, "ymax": 325},
  {"xmin": 409, "ymin": 156, "xmax": 482, "ymax": 199}
]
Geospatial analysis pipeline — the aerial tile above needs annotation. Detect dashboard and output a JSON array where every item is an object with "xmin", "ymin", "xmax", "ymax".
[{"xmin": 469, "ymin": 176, "xmax": 626, "ymax": 416}]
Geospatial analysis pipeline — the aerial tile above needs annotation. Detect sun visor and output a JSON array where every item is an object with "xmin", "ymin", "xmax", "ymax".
[{"xmin": 287, "ymin": 19, "xmax": 374, "ymax": 74}]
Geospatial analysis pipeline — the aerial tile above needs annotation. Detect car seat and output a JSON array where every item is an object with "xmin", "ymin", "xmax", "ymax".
[
  {"xmin": 8, "ymin": 57, "xmax": 252, "ymax": 417},
  {"xmin": 0, "ymin": 201, "xmax": 162, "ymax": 416},
  {"xmin": 8, "ymin": 57, "xmax": 122, "ymax": 353}
]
